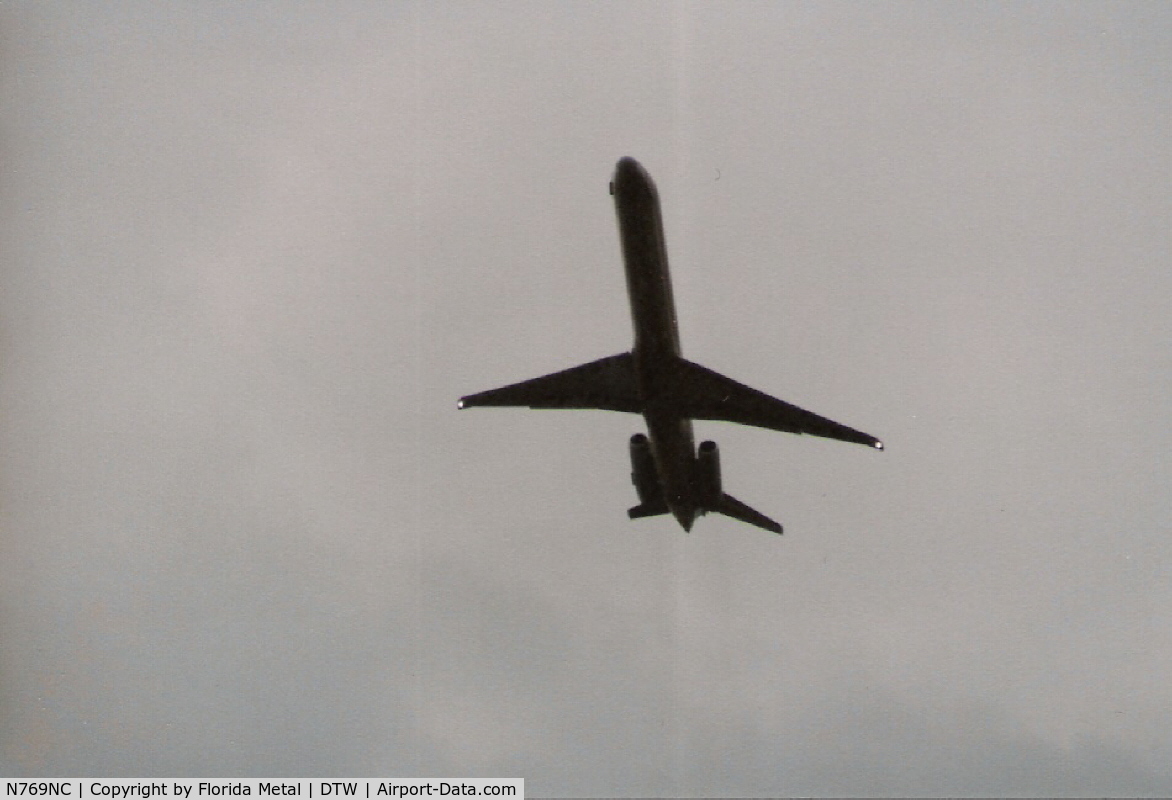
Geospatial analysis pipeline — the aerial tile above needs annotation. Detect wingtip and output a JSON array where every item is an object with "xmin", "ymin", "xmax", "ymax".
[
  {"xmin": 457, "ymin": 398, "xmax": 466, "ymax": 410},
  {"xmin": 874, "ymin": 440, "xmax": 884, "ymax": 450}
]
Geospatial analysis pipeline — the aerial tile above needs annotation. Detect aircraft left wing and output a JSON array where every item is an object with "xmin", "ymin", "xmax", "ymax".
[
  {"xmin": 458, "ymin": 352, "xmax": 641, "ymax": 413},
  {"xmin": 669, "ymin": 358, "xmax": 883, "ymax": 449}
]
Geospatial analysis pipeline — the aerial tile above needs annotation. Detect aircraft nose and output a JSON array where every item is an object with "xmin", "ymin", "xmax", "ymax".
[
  {"xmin": 613, "ymin": 156, "xmax": 648, "ymax": 188},
  {"xmin": 673, "ymin": 505, "xmax": 696, "ymax": 533}
]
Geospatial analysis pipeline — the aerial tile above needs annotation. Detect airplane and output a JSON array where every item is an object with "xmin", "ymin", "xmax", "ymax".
[{"xmin": 459, "ymin": 157, "xmax": 882, "ymax": 535}]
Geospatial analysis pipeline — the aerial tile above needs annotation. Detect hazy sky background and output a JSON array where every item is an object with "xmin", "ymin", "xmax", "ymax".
[{"xmin": 2, "ymin": 3, "xmax": 1170, "ymax": 795}]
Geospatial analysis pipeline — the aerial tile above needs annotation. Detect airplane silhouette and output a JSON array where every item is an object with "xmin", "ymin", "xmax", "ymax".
[{"xmin": 459, "ymin": 157, "xmax": 882, "ymax": 534}]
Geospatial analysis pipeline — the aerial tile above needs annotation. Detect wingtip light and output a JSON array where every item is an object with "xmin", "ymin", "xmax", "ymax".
[
  {"xmin": 875, "ymin": 441, "xmax": 884, "ymax": 450},
  {"xmin": 457, "ymin": 399, "xmax": 465, "ymax": 410}
]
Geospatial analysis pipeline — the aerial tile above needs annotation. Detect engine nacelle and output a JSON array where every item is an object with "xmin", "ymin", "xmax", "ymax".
[
  {"xmin": 696, "ymin": 440, "xmax": 722, "ymax": 506},
  {"xmin": 629, "ymin": 433, "xmax": 662, "ymax": 506}
]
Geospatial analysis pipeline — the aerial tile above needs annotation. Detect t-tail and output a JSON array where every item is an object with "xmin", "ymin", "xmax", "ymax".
[{"xmin": 627, "ymin": 434, "xmax": 783, "ymax": 534}]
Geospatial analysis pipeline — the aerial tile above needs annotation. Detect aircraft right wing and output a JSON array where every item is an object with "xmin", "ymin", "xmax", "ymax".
[
  {"xmin": 669, "ymin": 358, "xmax": 883, "ymax": 449},
  {"xmin": 459, "ymin": 352, "xmax": 642, "ymax": 413}
]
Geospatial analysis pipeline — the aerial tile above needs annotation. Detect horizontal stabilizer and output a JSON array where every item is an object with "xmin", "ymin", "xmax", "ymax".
[
  {"xmin": 713, "ymin": 492, "xmax": 783, "ymax": 534},
  {"xmin": 628, "ymin": 502, "xmax": 670, "ymax": 519},
  {"xmin": 459, "ymin": 353, "xmax": 640, "ymax": 413}
]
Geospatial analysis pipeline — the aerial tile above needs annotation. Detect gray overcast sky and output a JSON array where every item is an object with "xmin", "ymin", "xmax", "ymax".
[{"xmin": 2, "ymin": 2, "xmax": 1170, "ymax": 795}]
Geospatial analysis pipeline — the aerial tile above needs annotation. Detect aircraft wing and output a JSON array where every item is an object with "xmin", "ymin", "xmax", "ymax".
[
  {"xmin": 670, "ymin": 358, "xmax": 883, "ymax": 449},
  {"xmin": 459, "ymin": 352, "xmax": 641, "ymax": 413}
]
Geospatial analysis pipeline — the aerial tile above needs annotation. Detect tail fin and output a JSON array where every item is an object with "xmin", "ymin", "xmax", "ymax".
[{"xmin": 713, "ymin": 493, "xmax": 783, "ymax": 534}]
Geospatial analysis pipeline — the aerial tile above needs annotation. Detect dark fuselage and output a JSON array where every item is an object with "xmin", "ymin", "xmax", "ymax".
[{"xmin": 611, "ymin": 157, "xmax": 698, "ymax": 530}]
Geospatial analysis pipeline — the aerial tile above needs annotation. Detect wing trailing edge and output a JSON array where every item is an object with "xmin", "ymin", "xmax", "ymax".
[
  {"xmin": 457, "ymin": 352, "xmax": 881, "ymax": 452},
  {"xmin": 458, "ymin": 352, "xmax": 641, "ymax": 413},
  {"xmin": 666, "ymin": 357, "xmax": 883, "ymax": 450}
]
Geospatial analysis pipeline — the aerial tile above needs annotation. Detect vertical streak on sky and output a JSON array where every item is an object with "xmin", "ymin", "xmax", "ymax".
[
  {"xmin": 672, "ymin": 2, "xmax": 693, "ymax": 181},
  {"xmin": 669, "ymin": 3, "xmax": 692, "ymax": 791},
  {"xmin": 409, "ymin": 0, "xmax": 425, "ymax": 772}
]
